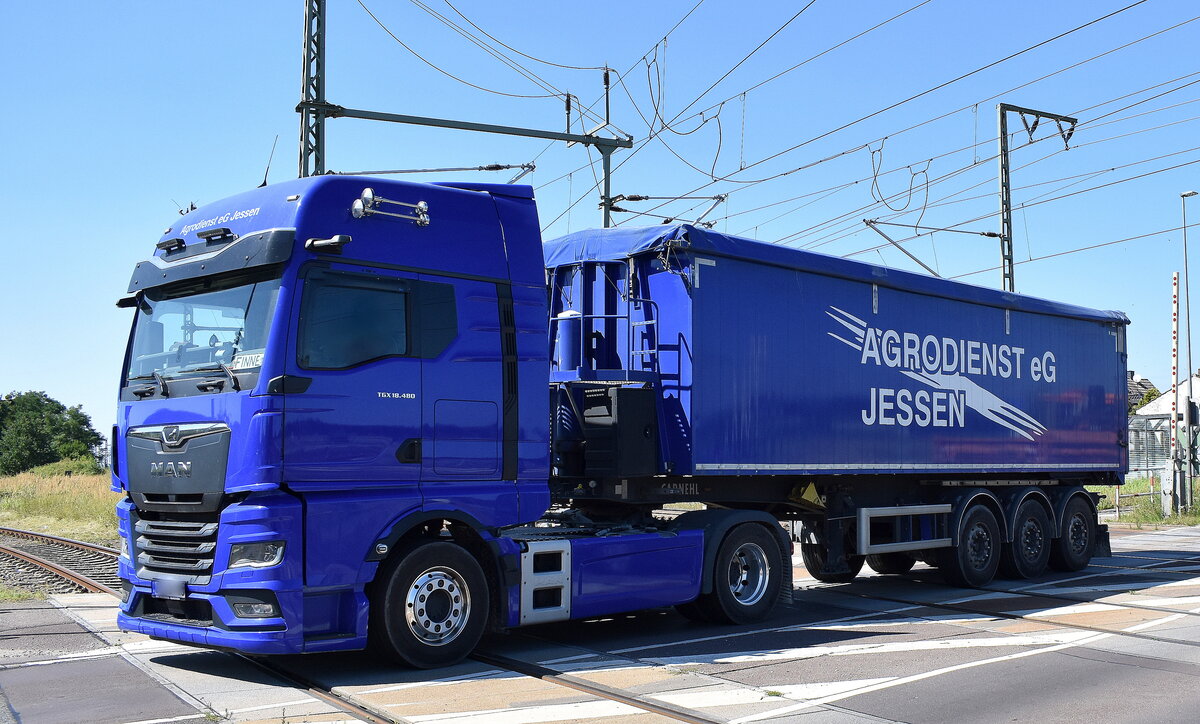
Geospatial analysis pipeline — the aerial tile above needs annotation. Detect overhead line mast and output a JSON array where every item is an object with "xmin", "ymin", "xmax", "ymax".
[
  {"xmin": 997, "ymin": 103, "xmax": 1076, "ymax": 292},
  {"xmin": 295, "ymin": 0, "xmax": 632, "ymax": 226}
]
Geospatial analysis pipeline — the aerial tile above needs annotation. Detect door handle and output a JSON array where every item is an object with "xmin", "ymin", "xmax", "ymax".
[{"xmin": 396, "ymin": 438, "xmax": 422, "ymax": 464}]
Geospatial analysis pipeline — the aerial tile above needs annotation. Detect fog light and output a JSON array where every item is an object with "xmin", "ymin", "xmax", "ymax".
[
  {"xmin": 228, "ymin": 541, "xmax": 285, "ymax": 569},
  {"xmin": 232, "ymin": 602, "xmax": 278, "ymax": 618},
  {"xmin": 119, "ymin": 581, "xmax": 132, "ymax": 603}
]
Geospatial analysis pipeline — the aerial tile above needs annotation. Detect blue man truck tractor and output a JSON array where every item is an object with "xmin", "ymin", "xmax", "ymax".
[{"xmin": 113, "ymin": 175, "xmax": 1125, "ymax": 667}]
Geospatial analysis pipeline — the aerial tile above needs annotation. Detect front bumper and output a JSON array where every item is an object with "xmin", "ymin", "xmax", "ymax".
[{"xmin": 115, "ymin": 491, "xmax": 315, "ymax": 654}]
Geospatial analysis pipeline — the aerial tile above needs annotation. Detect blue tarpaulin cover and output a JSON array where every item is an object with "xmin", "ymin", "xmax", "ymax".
[{"xmin": 544, "ymin": 223, "xmax": 1128, "ymax": 325}]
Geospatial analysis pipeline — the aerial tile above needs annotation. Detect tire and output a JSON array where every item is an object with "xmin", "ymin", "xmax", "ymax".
[
  {"xmin": 866, "ymin": 552, "xmax": 916, "ymax": 575},
  {"xmin": 999, "ymin": 500, "xmax": 1052, "ymax": 579},
  {"xmin": 369, "ymin": 541, "xmax": 489, "ymax": 669},
  {"xmin": 1048, "ymin": 495, "xmax": 1096, "ymax": 572},
  {"xmin": 693, "ymin": 524, "xmax": 784, "ymax": 624},
  {"xmin": 939, "ymin": 504, "xmax": 1001, "ymax": 588},
  {"xmin": 799, "ymin": 526, "xmax": 865, "ymax": 583}
]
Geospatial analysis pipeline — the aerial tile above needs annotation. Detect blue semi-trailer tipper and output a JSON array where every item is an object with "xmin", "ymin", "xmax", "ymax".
[{"xmin": 112, "ymin": 175, "xmax": 1126, "ymax": 667}]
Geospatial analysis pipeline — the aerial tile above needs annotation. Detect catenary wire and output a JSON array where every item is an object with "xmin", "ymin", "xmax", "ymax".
[
  {"xmin": 439, "ymin": 0, "xmax": 608, "ymax": 70},
  {"xmin": 548, "ymin": 1, "xmax": 1171, "ymax": 233},
  {"xmin": 622, "ymin": 3, "xmax": 1180, "ymax": 221},
  {"xmin": 356, "ymin": 0, "xmax": 561, "ymax": 99}
]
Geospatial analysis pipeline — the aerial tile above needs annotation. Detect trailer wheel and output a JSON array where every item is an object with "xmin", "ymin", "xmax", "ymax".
[
  {"xmin": 799, "ymin": 540, "xmax": 865, "ymax": 583},
  {"xmin": 693, "ymin": 524, "xmax": 783, "ymax": 624},
  {"xmin": 1048, "ymin": 496, "xmax": 1096, "ymax": 572},
  {"xmin": 939, "ymin": 504, "xmax": 1001, "ymax": 588},
  {"xmin": 369, "ymin": 541, "xmax": 489, "ymax": 669},
  {"xmin": 999, "ymin": 500, "xmax": 1051, "ymax": 579},
  {"xmin": 866, "ymin": 553, "xmax": 916, "ymax": 575}
]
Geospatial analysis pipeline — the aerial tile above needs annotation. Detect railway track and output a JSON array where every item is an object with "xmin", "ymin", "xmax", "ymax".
[
  {"xmin": 0, "ymin": 526, "xmax": 715, "ymax": 723},
  {"xmin": 0, "ymin": 527, "xmax": 119, "ymax": 595},
  {"xmin": 11, "ymin": 523, "xmax": 1200, "ymax": 723}
]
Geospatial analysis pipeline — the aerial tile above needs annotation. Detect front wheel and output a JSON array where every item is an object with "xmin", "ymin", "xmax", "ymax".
[
  {"xmin": 369, "ymin": 541, "xmax": 489, "ymax": 669},
  {"xmin": 692, "ymin": 524, "xmax": 783, "ymax": 624},
  {"xmin": 939, "ymin": 504, "xmax": 1001, "ymax": 588}
]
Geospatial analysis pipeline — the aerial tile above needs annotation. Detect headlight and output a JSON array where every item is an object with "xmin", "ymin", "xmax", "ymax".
[{"xmin": 228, "ymin": 541, "xmax": 285, "ymax": 569}]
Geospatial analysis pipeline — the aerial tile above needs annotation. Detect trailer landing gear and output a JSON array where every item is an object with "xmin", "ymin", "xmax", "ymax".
[
  {"xmin": 866, "ymin": 553, "xmax": 916, "ymax": 575},
  {"xmin": 799, "ymin": 521, "xmax": 865, "ymax": 583}
]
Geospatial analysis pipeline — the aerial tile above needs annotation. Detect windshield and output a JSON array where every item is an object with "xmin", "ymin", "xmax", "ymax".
[{"xmin": 125, "ymin": 274, "xmax": 282, "ymax": 391}]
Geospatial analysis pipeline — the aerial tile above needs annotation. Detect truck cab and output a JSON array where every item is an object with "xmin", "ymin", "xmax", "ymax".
[{"xmin": 113, "ymin": 176, "xmax": 554, "ymax": 659}]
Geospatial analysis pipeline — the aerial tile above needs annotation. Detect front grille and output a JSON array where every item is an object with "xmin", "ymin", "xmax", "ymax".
[
  {"xmin": 140, "ymin": 493, "xmax": 206, "ymax": 506},
  {"xmin": 134, "ymin": 514, "xmax": 219, "ymax": 582}
]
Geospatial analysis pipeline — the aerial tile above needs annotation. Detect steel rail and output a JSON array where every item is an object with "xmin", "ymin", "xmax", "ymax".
[
  {"xmin": 0, "ymin": 527, "xmax": 119, "ymax": 557},
  {"xmin": 241, "ymin": 656, "xmax": 397, "ymax": 724},
  {"xmin": 471, "ymin": 649, "xmax": 725, "ymax": 724},
  {"xmin": 0, "ymin": 544, "xmax": 117, "ymax": 596}
]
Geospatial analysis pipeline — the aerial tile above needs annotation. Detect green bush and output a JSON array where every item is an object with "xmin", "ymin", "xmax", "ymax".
[{"xmin": 26, "ymin": 457, "xmax": 104, "ymax": 477}]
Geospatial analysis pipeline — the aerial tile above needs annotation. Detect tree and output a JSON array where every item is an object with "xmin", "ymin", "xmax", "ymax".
[
  {"xmin": 0, "ymin": 391, "xmax": 104, "ymax": 475},
  {"xmin": 1130, "ymin": 385, "xmax": 1161, "ymax": 416}
]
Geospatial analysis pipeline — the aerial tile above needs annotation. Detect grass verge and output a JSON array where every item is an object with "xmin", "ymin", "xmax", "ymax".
[
  {"xmin": 1091, "ymin": 477, "xmax": 1200, "ymax": 527},
  {"xmin": 0, "ymin": 472, "xmax": 120, "ymax": 547},
  {"xmin": 0, "ymin": 584, "xmax": 42, "ymax": 602}
]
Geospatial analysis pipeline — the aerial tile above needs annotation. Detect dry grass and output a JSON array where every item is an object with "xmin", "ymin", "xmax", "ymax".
[{"xmin": 0, "ymin": 473, "xmax": 120, "ymax": 546}]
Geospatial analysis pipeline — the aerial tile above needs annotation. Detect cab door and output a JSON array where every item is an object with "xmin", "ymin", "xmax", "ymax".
[
  {"xmin": 281, "ymin": 264, "xmax": 423, "ymax": 488},
  {"xmin": 418, "ymin": 274, "xmax": 515, "ymax": 525}
]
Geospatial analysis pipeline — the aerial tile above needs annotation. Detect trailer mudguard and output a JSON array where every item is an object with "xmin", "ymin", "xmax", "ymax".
[
  {"xmin": 939, "ymin": 489, "xmax": 1006, "ymax": 544},
  {"xmin": 670, "ymin": 510, "xmax": 793, "ymax": 604},
  {"xmin": 1046, "ymin": 487, "xmax": 1110, "ymax": 556}
]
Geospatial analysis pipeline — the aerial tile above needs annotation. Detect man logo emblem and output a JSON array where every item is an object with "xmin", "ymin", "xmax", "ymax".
[
  {"xmin": 150, "ymin": 462, "xmax": 192, "ymax": 477},
  {"xmin": 162, "ymin": 426, "xmax": 181, "ymax": 446}
]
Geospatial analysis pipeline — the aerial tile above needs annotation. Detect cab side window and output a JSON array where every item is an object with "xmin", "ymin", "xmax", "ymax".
[{"xmin": 298, "ymin": 271, "xmax": 408, "ymax": 369}]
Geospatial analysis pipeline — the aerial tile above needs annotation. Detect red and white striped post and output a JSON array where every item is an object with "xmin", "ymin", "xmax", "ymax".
[{"xmin": 1170, "ymin": 272, "xmax": 1181, "ymax": 515}]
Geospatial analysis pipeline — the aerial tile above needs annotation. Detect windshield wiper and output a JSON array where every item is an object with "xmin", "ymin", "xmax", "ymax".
[
  {"xmin": 127, "ymin": 371, "xmax": 170, "ymax": 398},
  {"xmin": 190, "ymin": 363, "xmax": 241, "ymax": 392}
]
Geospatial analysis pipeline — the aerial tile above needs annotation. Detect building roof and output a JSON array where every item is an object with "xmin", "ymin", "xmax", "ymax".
[
  {"xmin": 1128, "ymin": 371, "xmax": 1159, "ymax": 410},
  {"xmin": 1135, "ymin": 372, "xmax": 1196, "ymax": 416}
]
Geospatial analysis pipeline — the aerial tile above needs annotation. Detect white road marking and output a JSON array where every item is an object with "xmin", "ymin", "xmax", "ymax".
[
  {"xmin": 653, "ymin": 678, "xmax": 897, "ymax": 708},
  {"xmin": 407, "ymin": 700, "xmax": 641, "ymax": 724},
  {"xmin": 728, "ymin": 605, "xmax": 1200, "ymax": 723},
  {"xmin": 649, "ymin": 630, "xmax": 1097, "ymax": 666}
]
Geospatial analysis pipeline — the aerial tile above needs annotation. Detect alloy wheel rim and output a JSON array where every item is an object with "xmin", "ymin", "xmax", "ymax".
[
  {"xmin": 405, "ymin": 567, "xmax": 470, "ymax": 646},
  {"xmin": 727, "ymin": 543, "xmax": 770, "ymax": 605}
]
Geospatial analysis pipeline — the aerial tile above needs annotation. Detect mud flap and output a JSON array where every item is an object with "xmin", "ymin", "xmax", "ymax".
[
  {"xmin": 1095, "ymin": 524, "xmax": 1112, "ymax": 558},
  {"xmin": 779, "ymin": 552, "xmax": 794, "ymax": 605}
]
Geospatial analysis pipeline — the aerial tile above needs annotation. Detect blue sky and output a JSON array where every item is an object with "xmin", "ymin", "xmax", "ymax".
[{"xmin": 2, "ymin": 0, "xmax": 1198, "ymax": 436}]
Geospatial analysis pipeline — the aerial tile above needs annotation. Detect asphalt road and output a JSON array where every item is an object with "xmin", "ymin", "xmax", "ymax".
[{"xmin": 6, "ymin": 525, "xmax": 1200, "ymax": 723}]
